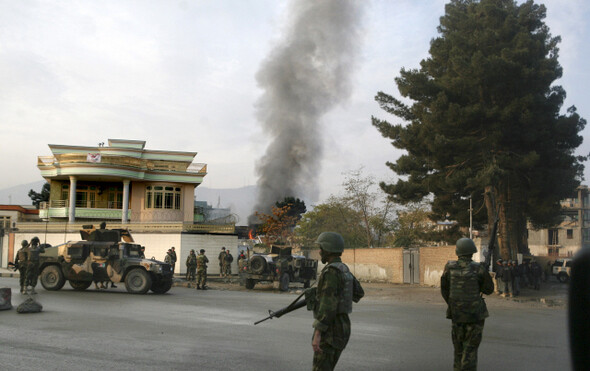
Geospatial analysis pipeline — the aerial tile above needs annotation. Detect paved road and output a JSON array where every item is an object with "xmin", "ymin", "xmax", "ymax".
[{"xmin": 0, "ymin": 277, "xmax": 569, "ymax": 370}]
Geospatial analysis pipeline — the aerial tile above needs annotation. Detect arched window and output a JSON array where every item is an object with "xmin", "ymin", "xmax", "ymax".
[{"xmin": 145, "ymin": 185, "xmax": 182, "ymax": 210}]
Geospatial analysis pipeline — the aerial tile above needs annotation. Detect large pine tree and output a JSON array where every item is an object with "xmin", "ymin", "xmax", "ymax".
[{"xmin": 372, "ymin": 0, "xmax": 586, "ymax": 259}]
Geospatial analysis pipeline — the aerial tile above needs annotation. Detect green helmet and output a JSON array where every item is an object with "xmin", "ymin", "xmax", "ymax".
[
  {"xmin": 21, "ymin": 240, "xmax": 28, "ymax": 247},
  {"xmin": 315, "ymin": 232, "xmax": 345, "ymax": 253},
  {"xmin": 30, "ymin": 236, "xmax": 40, "ymax": 245},
  {"xmin": 455, "ymin": 238, "xmax": 477, "ymax": 256}
]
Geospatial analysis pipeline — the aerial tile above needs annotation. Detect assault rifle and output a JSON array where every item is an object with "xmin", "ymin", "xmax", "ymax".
[
  {"xmin": 484, "ymin": 209, "xmax": 500, "ymax": 271},
  {"xmin": 254, "ymin": 287, "xmax": 315, "ymax": 325},
  {"xmin": 7, "ymin": 261, "xmax": 18, "ymax": 271}
]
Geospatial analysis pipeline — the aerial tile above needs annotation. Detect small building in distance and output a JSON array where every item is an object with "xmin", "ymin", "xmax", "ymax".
[{"xmin": 528, "ymin": 185, "xmax": 590, "ymax": 257}]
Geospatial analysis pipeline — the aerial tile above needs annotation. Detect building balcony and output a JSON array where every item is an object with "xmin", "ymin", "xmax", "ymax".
[
  {"xmin": 39, "ymin": 200, "xmax": 129, "ymax": 220},
  {"xmin": 37, "ymin": 155, "xmax": 207, "ymax": 176}
]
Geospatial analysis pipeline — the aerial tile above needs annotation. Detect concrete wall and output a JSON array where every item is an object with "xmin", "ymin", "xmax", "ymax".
[
  {"xmin": 6, "ymin": 231, "xmax": 238, "ymax": 276},
  {"xmin": 335, "ymin": 245, "xmax": 457, "ymax": 287},
  {"xmin": 419, "ymin": 245, "xmax": 456, "ymax": 287},
  {"xmin": 341, "ymin": 248, "xmax": 403, "ymax": 283}
]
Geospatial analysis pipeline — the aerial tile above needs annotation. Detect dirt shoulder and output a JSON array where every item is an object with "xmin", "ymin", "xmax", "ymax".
[{"xmin": 177, "ymin": 277, "xmax": 568, "ymax": 309}]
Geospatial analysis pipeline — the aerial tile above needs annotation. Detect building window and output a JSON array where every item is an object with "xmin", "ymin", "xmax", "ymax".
[
  {"xmin": 583, "ymin": 229, "xmax": 590, "ymax": 242},
  {"xmin": 548, "ymin": 229, "xmax": 558, "ymax": 245},
  {"xmin": 61, "ymin": 184, "xmax": 69, "ymax": 200},
  {"xmin": 0, "ymin": 216, "xmax": 10, "ymax": 230},
  {"xmin": 567, "ymin": 229, "xmax": 573, "ymax": 239},
  {"xmin": 145, "ymin": 185, "xmax": 181, "ymax": 210},
  {"xmin": 108, "ymin": 186, "xmax": 123, "ymax": 209}
]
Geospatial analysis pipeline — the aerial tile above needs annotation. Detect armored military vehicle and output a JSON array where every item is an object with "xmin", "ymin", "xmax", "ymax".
[
  {"xmin": 239, "ymin": 245, "xmax": 317, "ymax": 291},
  {"xmin": 38, "ymin": 225, "xmax": 173, "ymax": 294}
]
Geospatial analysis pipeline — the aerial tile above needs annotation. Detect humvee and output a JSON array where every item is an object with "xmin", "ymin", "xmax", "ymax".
[
  {"xmin": 38, "ymin": 225, "xmax": 173, "ymax": 294},
  {"xmin": 239, "ymin": 245, "xmax": 317, "ymax": 291}
]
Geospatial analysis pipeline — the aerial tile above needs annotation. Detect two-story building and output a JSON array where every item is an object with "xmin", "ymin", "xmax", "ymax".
[
  {"xmin": 37, "ymin": 138, "xmax": 206, "ymax": 224},
  {"xmin": 528, "ymin": 185, "xmax": 590, "ymax": 257}
]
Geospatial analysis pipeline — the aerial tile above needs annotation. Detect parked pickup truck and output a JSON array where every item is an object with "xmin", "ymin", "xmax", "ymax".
[{"xmin": 552, "ymin": 258, "xmax": 573, "ymax": 283}]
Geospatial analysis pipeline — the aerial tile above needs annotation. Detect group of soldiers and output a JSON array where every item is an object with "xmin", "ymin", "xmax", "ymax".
[
  {"xmin": 494, "ymin": 258, "xmax": 543, "ymax": 297},
  {"xmin": 185, "ymin": 249, "xmax": 209, "ymax": 289},
  {"xmin": 14, "ymin": 237, "xmax": 45, "ymax": 294},
  {"xmin": 164, "ymin": 247, "xmax": 177, "ymax": 273}
]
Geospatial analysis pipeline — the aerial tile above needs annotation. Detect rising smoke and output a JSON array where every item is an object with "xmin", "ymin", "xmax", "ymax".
[{"xmin": 250, "ymin": 0, "xmax": 366, "ymax": 224}]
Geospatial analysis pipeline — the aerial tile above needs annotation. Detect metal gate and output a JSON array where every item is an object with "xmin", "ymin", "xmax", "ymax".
[{"xmin": 403, "ymin": 248, "xmax": 420, "ymax": 284}]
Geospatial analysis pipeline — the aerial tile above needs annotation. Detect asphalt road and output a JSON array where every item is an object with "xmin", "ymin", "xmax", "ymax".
[{"xmin": 0, "ymin": 278, "xmax": 569, "ymax": 371}]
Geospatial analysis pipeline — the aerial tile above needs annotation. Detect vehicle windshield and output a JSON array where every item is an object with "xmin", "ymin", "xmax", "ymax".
[{"xmin": 122, "ymin": 244, "xmax": 143, "ymax": 257}]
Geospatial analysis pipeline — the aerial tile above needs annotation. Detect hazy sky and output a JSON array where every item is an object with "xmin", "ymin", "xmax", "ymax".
[{"xmin": 1, "ymin": 0, "xmax": 588, "ymax": 206}]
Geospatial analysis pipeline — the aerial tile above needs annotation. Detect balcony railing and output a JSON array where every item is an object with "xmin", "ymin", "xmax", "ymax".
[
  {"xmin": 37, "ymin": 154, "xmax": 207, "ymax": 176},
  {"xmin": 41, "ymin": 200, "xmax": 123, "ymax": 209}
]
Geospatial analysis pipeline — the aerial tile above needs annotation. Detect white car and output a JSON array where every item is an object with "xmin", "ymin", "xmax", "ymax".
[{"xmin": 552, "ymin": 258, "xmax": 572, "ymax": 283}]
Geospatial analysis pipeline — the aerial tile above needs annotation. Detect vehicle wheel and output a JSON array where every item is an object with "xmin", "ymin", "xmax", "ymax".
[
  {"xmin": 303, "ymin": 280, "xmax": 311, "ymax": 289},
  {"xmin": 125, "ymin": 269, "xmax": 152, "ymax": 294},
  {"xmin": 245, "ymin": 279, "xmax": 256, "ymax": 290},
  {"xmin": 279, "ymin": 273, "xmax": 290, "ymax": 292},
  {"xmin": 40, "ymin": 265, "xmax": 66, "ymax": 291},
  {"xmin": 250, "ymin": 256, "xmax": 267, "ymax": 275},
  {"xmin": 558, "ymin": 272, "xmax": 569, "ymax": 283},
  {"xmin": 150, "ymin": 278, "xmax": 172, "ymax": 294},
  {"xmin": 69, "ymin": 280, "xmax": 92, "ymax": 291}
]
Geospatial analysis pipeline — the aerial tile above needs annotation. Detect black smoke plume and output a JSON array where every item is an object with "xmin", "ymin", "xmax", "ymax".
[{"xmin": 250, "ymin": 0, "xmax": 365, "ymax": 224}]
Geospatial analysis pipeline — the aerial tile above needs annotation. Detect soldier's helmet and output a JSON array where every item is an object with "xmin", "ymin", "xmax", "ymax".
[
  {"xmin": 315, "ymin": 232, "xmax": 345, "ymax": 253},
  {"xmin": 455, "ymin": 238, "xmax": 477, "ymax": 256},
  {"xmin": 30, "ymin": 236, "xmax": 40, "ymax": 245},
  {"xmin": 190, "ymin": 249, "xmax": 195, "ymax": 253},
  {"xmin": 200, "ymin": 249, "xmax": 205, "ymax": 253},
  {"xmin": 21, "ymin": 240, "xmax": 28, "ymax": 247}
]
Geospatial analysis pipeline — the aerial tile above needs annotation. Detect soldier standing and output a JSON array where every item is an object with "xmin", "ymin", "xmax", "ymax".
[
  {"xmin": 218, "ymin": 247, "xmax": 226, "ymax": 277},
  {"xmin": 530, "ymin": 259, "xmax": 542, "ymax": 290},
  {"xmin": 26, "ymin": 237, "xmax": 45, "ymax": 294},
  {"xmin": 15, "ymin": 240, "xmax": 29, "ymax": 294},
  {"xmin": 441, "ymin": 238, "xmax": 494, "ymax": 371},
  {"xmin": 186, "ymin": 249, "xmax": 197, "ymax": 282},
  {"xmin": 224, "ymin": 250, "xmax": 234, "ymax": 281},
  {"xmin": 170, "ymin": 247, "xmax": 177, "ymax": 273},
  {"xmin": 311, "ymin": 232, "xmax": 364, "ymax": 371},
  {"xmin": 500, "ymin": 260, "xmax": 513, "ymax": 298},
  {"xmin": 196, "ymin": 249, "xmax": 209, "ymax": 290}
]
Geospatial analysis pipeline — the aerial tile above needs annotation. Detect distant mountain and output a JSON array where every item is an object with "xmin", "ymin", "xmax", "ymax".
[
  {"xmin": 0, "ymin": 180, "xmax": 44, "ymax": 205},
  {"xmin": 0, "ymin": 180, "xmax": 258, "ymax": 226}
]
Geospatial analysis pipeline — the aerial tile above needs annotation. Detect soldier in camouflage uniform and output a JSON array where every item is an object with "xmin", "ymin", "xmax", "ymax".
[
  {"xmin": 310, "ymin": 232, "xmax": 364, "ymax": 371},
  {"xmin": 15, "ymin": 240, "xmax": 29, "ymax": 294},
  {"xmin": 186, "ymin": 249, "xmax": 197, "ymax": 282},
  {"xmin": 196, "ymin": 249, "xmax": 209, "ymax": 290},
  {"xmin": 441, "ymin": 238, "xmax": 494, "ymax": 371},
  {"xmin": 25, "ymin": 237, "xmax": 45, "ymax": 294}
]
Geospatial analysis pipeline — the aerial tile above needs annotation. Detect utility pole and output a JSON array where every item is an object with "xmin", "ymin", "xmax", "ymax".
[{"xmin": 461, "ymin": 195, "xmax": 474, "ymax": 239}]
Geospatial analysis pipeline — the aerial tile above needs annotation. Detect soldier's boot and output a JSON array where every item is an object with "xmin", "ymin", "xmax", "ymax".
[
  {"xmin": 20, "ymin": 286, "xmax": 25, "ymax": 294},
  {"xmin": 196, "ymin": 284, "xmax": 201, "ymax": 290},
  {"xmin": 202, "ymin": 285, "xmax": 208, "ymax": 290},
  {"xmin": 95, "ymin": 283, "xmax": 100, "ymax": 289},
  {"xmin": 29, "ymin": 287, "xmax": 36, "ymax": 294},
  {"xmin": 111, "ymin": 282, "xmax": 117, "ymax": 288}
]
